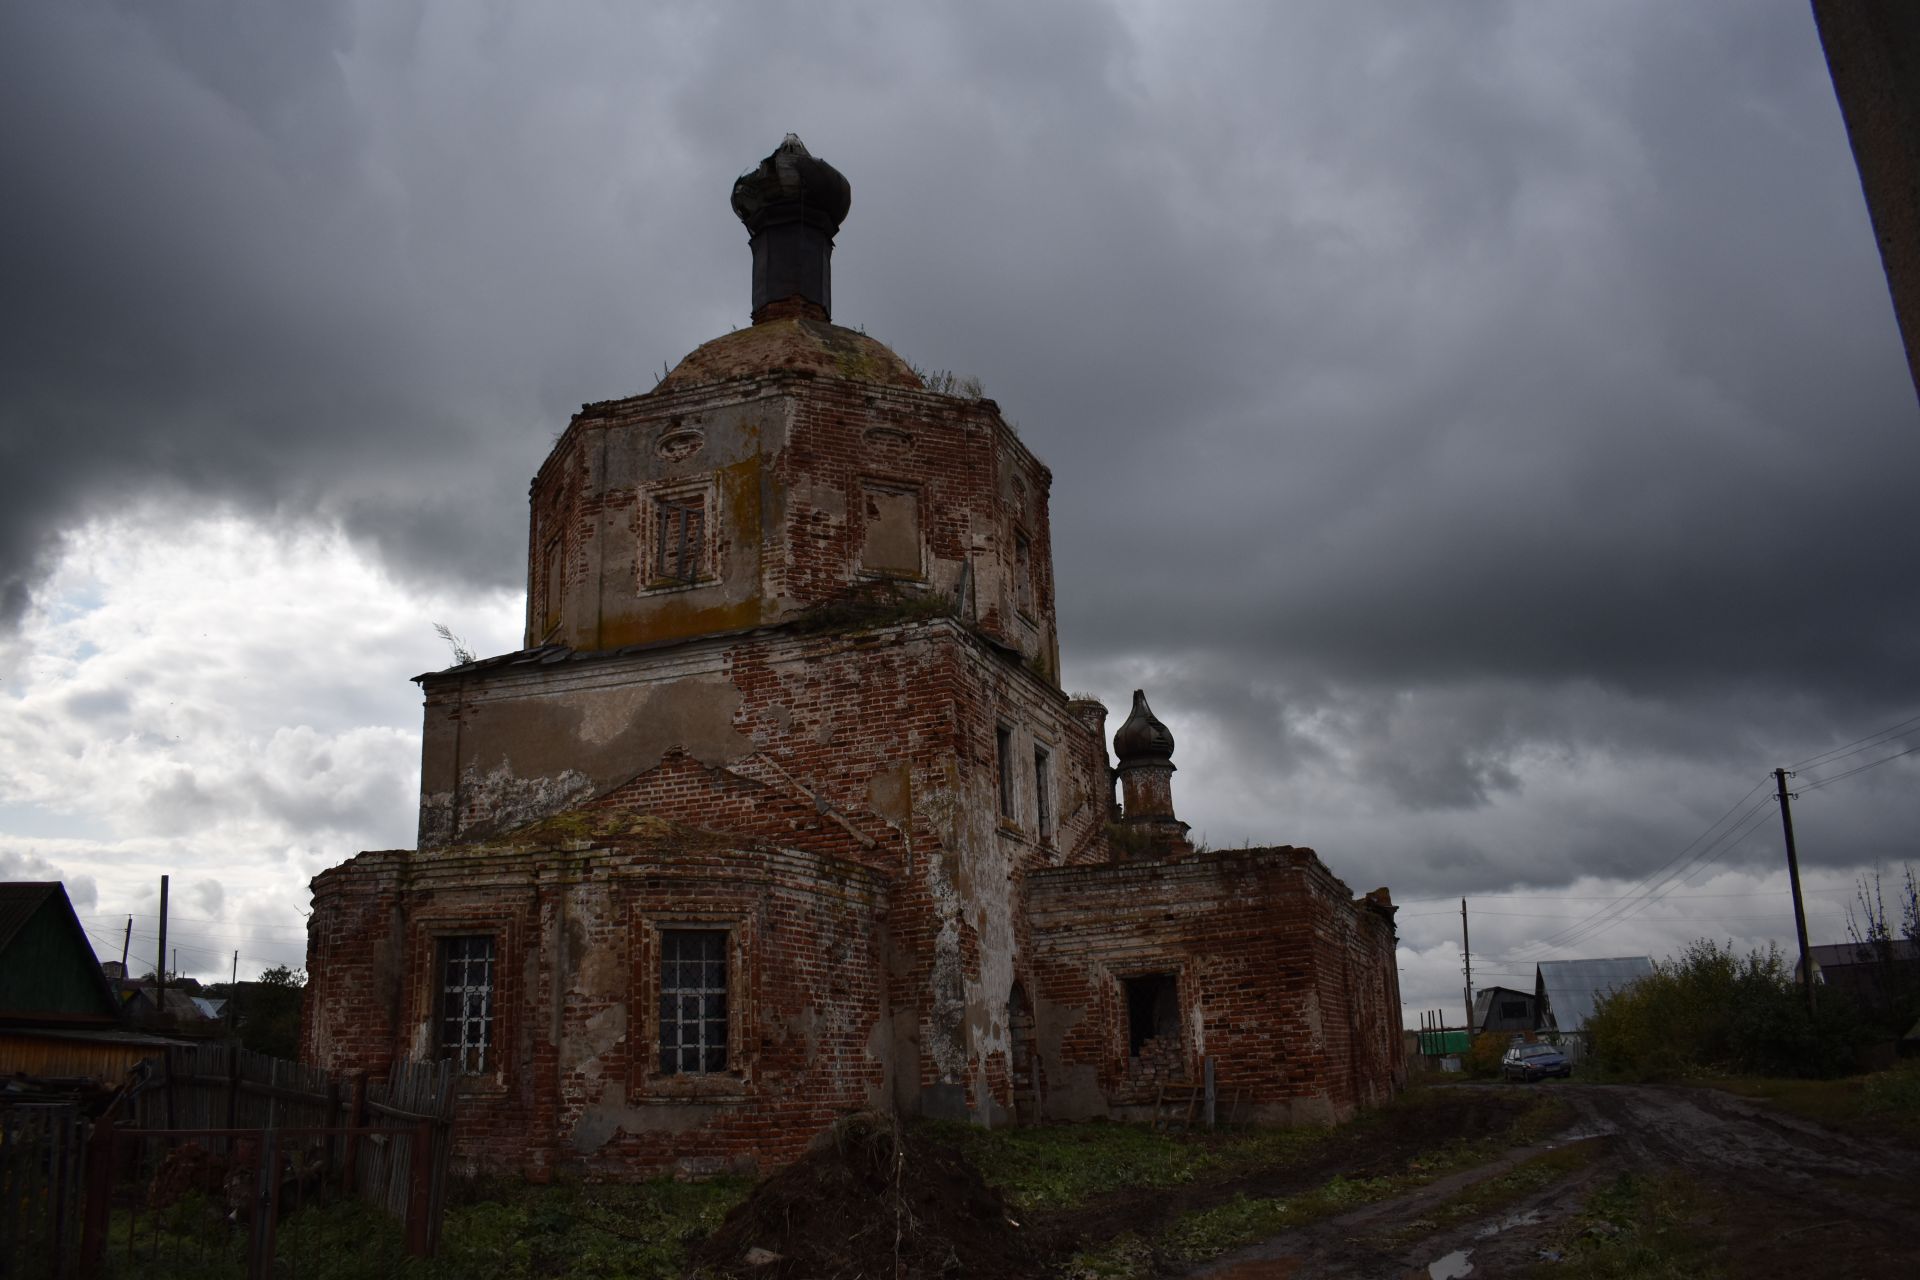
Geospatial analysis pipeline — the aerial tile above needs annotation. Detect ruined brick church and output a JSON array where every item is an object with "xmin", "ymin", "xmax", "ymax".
[{"xmin": 303, "ymin": 137, "xmax": 1404, "ymax": 1178}]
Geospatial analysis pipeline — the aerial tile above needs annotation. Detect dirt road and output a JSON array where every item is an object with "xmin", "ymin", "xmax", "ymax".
[{"xmin": 1190, "ymin": 1083, "xmax": 1920, "ymax": 1279}]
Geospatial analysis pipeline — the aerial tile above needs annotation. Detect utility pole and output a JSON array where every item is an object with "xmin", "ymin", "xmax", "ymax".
[
  {"xmin": 155, "ymin": 874, "xmax": 169, "ymax": 1016},
  {"xmin": 119, "ymin": 916, "xmax": 131, "ymax": 971},
  {"xmin": 1774, "ymin": 769, "xmax": 1816, "ymax": 1015},
  {"xmin": 229, "ymin": 950, "xmax": 239, "ymax": 1033},
  {"xmin": 1461, "ymin": 897, "xmax": 1474, "ymax": 1032}
]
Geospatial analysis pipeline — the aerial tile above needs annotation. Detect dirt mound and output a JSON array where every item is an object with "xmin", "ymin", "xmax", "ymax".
[{"xmin": 692, "ymin": 1112, "xmax": 1035, "ymax": 1279}]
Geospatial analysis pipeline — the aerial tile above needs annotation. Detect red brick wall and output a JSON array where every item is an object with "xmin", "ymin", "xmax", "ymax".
[
  {"xmin": 1025, "ymin": 849, "xmax": 1403, "ymax": 1125},
  {"xmin": 305, "ymin": 830, "xmax": 889, "ymax": 1179}
]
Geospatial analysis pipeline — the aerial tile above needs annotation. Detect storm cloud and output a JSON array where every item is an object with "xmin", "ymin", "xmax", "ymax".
[{"xmin": 3, "ymin": 1, "xmax": 1916, "ymax": 1011}]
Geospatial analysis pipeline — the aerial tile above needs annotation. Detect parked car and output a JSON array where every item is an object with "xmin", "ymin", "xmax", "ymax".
[{"xmin": 1502, "ymin": 1042, "xmax": 1571, "ymax": 1082}]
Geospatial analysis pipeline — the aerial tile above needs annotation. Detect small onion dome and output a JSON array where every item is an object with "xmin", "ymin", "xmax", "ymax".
[
  {"xmin": 731, "ymin": 134, "xmax": 851, "ymax": 234},
  {"xmin": 1113, "ymin": 689, "xmax": 1175, "ymax": 765}
]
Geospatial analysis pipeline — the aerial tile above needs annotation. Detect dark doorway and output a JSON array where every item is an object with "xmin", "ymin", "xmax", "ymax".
[
  {"xmin": 1009, "ymin": 981, "xmax": 1039, "ymax": 1122},
  {"xmin": 1123, "ymin": 972, "xmax": 1179, "ymax": 1055}
]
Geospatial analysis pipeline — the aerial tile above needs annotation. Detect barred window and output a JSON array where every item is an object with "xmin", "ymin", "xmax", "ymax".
[
  {"xmin": 659, "ymin": 929, "xmax": 728, "ymax": 1075},
  {"xmin": 438, "ymin": 935, "xmax": 495, "ymax": 1074}
]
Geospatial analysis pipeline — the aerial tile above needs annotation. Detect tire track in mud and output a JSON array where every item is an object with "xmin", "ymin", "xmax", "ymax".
[{"xmin": 1186, "ymin": 1083, "xmax": 1920, "ymax": 1280}]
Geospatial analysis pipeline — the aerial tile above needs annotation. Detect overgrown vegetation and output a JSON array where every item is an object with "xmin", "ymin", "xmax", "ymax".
[
  {"xmin": 1712, "ymin": 1058, "xmax": 1920, "ymax": 1138},
  {"xmin": 1583, "ymin": 939, "xmax": 1870, "ymax": 1079},
  {"xmin": 931, "ymin": 1116, "xmax": 1328, "ymax": 1213},
  {"xmin": 907, "ymin": 364, "xmax": 986, "ymax": 398}
]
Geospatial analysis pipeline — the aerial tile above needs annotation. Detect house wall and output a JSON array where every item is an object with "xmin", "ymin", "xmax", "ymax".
[{"xmin": 1025, "ymin": 850, "xmax": 1403, "ymax": 1125}]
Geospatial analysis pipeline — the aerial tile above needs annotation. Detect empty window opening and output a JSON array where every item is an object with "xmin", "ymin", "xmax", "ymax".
[
  {"xmin": 543, "ymin": 537, "xmax": 564, "ymax": 634},
  {"xmin": 1499, "ymin": 1000, "xmax": 1527, "ymax": 1021},
  {"xmin": 1013, "ymin": 530, "xmax": 1034, "ymax": 616},
  {"xmin": 860, "ymin": 482, "xmax": 922, "ymax": 577},
  {"xmin": 660, "ymin": 929, "xmax": 729, "ymax": 1075},
  {"xmin": 1033, "ymin": 745, "xmax": 1052, "ymax": 840},
  {"xmin": 997, "ymin": 726, "xmax": 1016, "ymax": 821},
  {"xmin": 654, "ymin": 494, "xmax": 707, "ymax": 584},
  {"xmin": 438, "ymin": 935, "xmax": 496, "ymax": 1074},
  {"xmin": 1124, "ymin": 972, "xmax": 1180, "ymax": 1056}
]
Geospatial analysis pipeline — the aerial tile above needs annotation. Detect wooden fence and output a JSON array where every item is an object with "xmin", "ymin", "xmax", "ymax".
[
  {"xmin": 127, "ymin": 1045, "xmax": 458, "ymax": 1240},
  {"xmin": 0, "ymin": 1102, "xmax": 86, "ymax": 1277}
]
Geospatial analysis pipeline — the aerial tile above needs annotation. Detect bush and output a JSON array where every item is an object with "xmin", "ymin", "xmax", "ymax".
[
  {"xmin": 1584, "ymin": 939, "xmax": 1868, "ymax": 1080},
  {"xmin": 1463, "ymin": 1033, "xmax": 1510, "ymax": 1079}
]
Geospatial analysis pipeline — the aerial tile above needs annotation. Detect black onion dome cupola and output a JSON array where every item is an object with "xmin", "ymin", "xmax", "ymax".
[
  {"xmin": 1113, "ymin": 690, "xmax": 1175, "ymax": 765},
  {"xmin": 731, "ymin": 133, "xmax": 852, "ymax": 325}
]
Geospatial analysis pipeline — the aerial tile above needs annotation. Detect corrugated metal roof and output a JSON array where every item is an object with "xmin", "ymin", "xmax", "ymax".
[
  {"xmin": 1535, "ymin": 956, "xmax": 1655, "ymax": 1032},
  {"xmin": 1808, "ymin": 940, "xmax": 1920, "ymax": 969}
]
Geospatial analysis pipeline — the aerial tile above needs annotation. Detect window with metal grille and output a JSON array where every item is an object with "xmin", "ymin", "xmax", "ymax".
[
  {"xmin": 659, "ymin": 929, "xmax": 728, "ymax": 1075},
  {"xmin": 654, "ymin": 494, "xmax": 707, "ymax": 584},
  {"xmin": 438, "ymin": 935, "xmax": 495, "ymax": 1074},
  {"xmin": 1033, "ymin": 744, "xmax": 1052, "ymax": 840}
]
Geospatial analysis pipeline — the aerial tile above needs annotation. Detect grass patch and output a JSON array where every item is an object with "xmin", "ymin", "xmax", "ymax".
[
  {"xmin": 1709, "ymin": 1060, "xmax": 1920, "ymax": 1139},
  {"xmin": 435, "ymin": 1175, "xmax": 751, "ymax": 1279},
  {"xmin": 1527, "ymin": 1172, "xmax": 1722, "ymax": 1280},
  {"xmin": 929, "ymin": 1116, "xmax": 1328, "ymax": 1214}
]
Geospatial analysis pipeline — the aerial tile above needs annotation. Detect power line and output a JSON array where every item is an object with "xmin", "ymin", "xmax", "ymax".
[
  {"xmin": 1789, "ymin": 711, "xmax": 1920, "ymax": 773},
  {"xmin": 1508, "ymin": 781, "xmax": 1777, "ymax": 959},
  {"xmin": 1796, "ymin": 742, "xmax": 1920, "ymax": 794}
]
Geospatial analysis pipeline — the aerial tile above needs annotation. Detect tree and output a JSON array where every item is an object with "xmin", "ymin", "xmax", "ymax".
[{"xmin": 235, "ymin": 965, "xmax": 307, "ymax": 1060}]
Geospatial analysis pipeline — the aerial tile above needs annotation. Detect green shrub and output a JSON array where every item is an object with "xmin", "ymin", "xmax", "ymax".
[
  {"xmin": 1463, "ymin": 1032, "xmax": 1510, "ymax": 1078},
  {"xmin": 1584, "ymin": 939, "xmax": 1868, "ymax": 1080}
]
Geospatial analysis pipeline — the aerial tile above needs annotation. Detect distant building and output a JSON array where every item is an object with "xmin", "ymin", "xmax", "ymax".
[
  {"xmin": 0, "ymin": 882, "xmax": 174, "ymax": 1082},
  {"xmin": 1534, "ymin": 956, "xmax": 1655, "ymax": 1036},
  {"xmin": 1471, "ymin": 986, "xmax": 1536, "ymax": 1035},
  {"xmin": 1807, "ymin": 939, "xmax": 1920, "ymax": 1014}
]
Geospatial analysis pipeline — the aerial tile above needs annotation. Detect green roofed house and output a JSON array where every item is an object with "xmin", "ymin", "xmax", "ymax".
[{"xmin": 0, "ymin": 882, "xmax": 175, "ymax": 1085}]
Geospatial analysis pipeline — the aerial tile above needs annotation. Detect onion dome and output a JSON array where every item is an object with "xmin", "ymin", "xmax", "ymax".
[
  {"xmin": 730, "ymin": 134, "xmax": 851, "ymax": 323},
  {"xmin": 1113, "ymin": 689, "xmax": 1175, "ymax": 765}
]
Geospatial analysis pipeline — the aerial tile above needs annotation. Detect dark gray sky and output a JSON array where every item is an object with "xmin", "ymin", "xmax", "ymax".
[{"xmin": 2, "ymin": 1, "xmax": 1915, "ymax": 1018}]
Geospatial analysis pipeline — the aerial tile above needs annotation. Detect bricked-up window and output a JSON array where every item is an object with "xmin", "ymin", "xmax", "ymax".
[
  {"xmin": 438, "ymin": 935, "xmax": 495, "ymax": 1074},
  {"xmin": 860, "ymin": 482, "xmax": 922, "ymax": 578},
  {"xmin": 1033, "ymin": 745, "xmax": 1053, "ymax": 841},
  {"xmin": 659, "ymin": 929, "xmax": 728, "ymax": 1075},
  {"xmin": 1013, "ymin": 530, "xmax": 1034, "ymax": 616},
  {"xmin": 997, "ymin": 726, "xmax": 1016, "ymax": 822},
  {"xmin": 1123, "ymin": 972, "xmax": 1179, "ymax": 1056},
  {"xmin": 653, "ymin": 494, "xmax": 707, "ymax": 584}
]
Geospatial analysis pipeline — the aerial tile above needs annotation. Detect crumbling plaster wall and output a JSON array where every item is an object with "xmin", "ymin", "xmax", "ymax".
[{"xmin": 417, "ymin": 618, "xmax": 1108, "ymax": 1125}]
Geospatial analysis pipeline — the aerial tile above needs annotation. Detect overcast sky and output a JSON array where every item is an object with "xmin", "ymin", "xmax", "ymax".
[{"xmin": 3, "ymin": 1, "xmax": 1916, "ymax": 1027}]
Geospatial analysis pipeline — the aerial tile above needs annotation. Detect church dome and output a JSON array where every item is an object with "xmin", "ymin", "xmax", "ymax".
[
  {"xmin": 655, "ymin": 317, "xmax": 925, "ymax": 392},
  {"xmin": 1113, "ymin": 689, "xmax": 1175, "ymax": 765}
]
